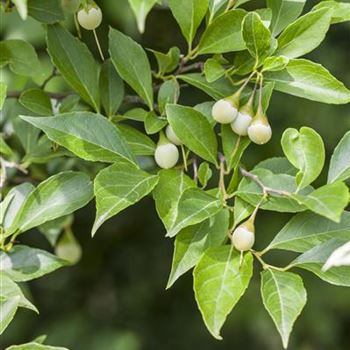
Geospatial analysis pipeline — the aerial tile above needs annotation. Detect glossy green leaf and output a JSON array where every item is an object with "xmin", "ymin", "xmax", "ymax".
[
  {"xmin": 128, "ymin": 0, "xmax": 158, "ymax": 33},
  {"xmin": 167, "ymin": 187, "xmax": 222, "ymax": 237},
  {"xmin": 290, "ymin": 239, "xmax": 350, "ymax": 286},
  {"xmin": 198, "ymin": 10, "xmax": 246, "ymax": 54},
  {"xmin": 20, "ymin": 112, "xmax": 134, "ymax": 163},
  {"xmin": 276, "ymin": 8, "xmax": 331, "ymax": 58},
  {"xmin": 313, "ymin": 1, "xmax": 350, "ymax": 24},
  {"xmin": 153, "ymin": 170, "xmax": 195, "ymax": 231},
  {"xmin": 28, "ymin": 0, "xmax": 64, "ymax": 23},
  {"xmin": 281, "ymin": 127, "xmax": 325, "ymax": 190},
  {"xmin": 166, "ymin": 104, "xmax": 218, "ymax": 165},
  {"xmin": 168, "ymin": 0, "xmax": 208, "ymax": 45},
  {"xmin": 19, "ymin": 89, "xmax": 53, "ymax": 115},
  {"xmin": 0, "ymin": 40, "xmax": 41, "ymax": 77},
  {"xmin": 109, "ymin": 28, "xmax": 153, "ymax": 109},
  {"xmin": 144, "ymin": 111, "xmax": 167, "ymax": 134},
  {"xmin": 292, "ymin": 182, "xmax": 349, "ymax": 222},
  {"xmin": 47, "ymin": 24, "xmax": 100, "ymax": 111},
  {"xmin": 9, "ymin": 171, "xmax": 93, "ymax": 234},
  {"xmin": 266, "ymin": 211, "xmax": 350, "ymax": 253},
  {"xmin": 267, "ymin": 0, "xmax": 306, "ymax": 36},
  {"xmin": 242, "ymin": 12, "xmax": 273, "ymax": 62},
  {"xmin": 99, "ymin": 59, "xmax": 124, "ymax": 117},
  {"xmin": 265, "ymin": 58, "xmax": 350, "ymax": 104},
  {"xmin": 148, "ymin": 47, "xmax": 180, "ymax": 75},
  {"xmin": 328, "ymin": 131, "xmax": 350, "ymax": 183},
  {"xmin": 167, "ymin": 209, "xmax": 229, "ymax": 288},
  {"xmin": 0, "ymin": 246, "xmax": 66, "ymax": 282},
  {"xmin": 157, "ymin": 79, "xmax": 180, "ymax": 115},
  {"xmin": 261, "ymin": 270, "xmax": 307, "ymax": 349},
  {"xmin": 93, "ymin": 159, "xmax": 158, "ymax": 235},
  {"xmin": 204, "ymin": 58, "xmax": 225, "ymax": 83},
  {"xmin": 194, "ymin": 246, "xmax": 253, "ymax": 339},
  {"xmin": 208, "ymin": 0, "xmax": 227, "ymax": 22}
]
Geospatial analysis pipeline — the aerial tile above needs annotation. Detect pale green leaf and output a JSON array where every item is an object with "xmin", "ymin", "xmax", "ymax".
[
  {"xmin": 6, "ymin": 343, "xmax": 69, "ymax": 350},
  {"xmin": 167, "ymin": 209, "xmax": 229, "ymax": 288},
  {"xmin": 47, "ymin": 24, "xmax": 100, "ymax": 111},
  {"xmin": 194, "ymin": 246, "xmax": 253, "ymax": 339},
  {"xmin": 92, "ymin": 159, "xmax": 158, "ymax": 235},
  {"xmin": 109, "ymin": 28, "xmax": 153, "ymax": 109},
  {"xmin": 128, "ymin": 0, "xmax": 158, "ymax": 33},
  {"xmin": 204, "ymin": 58, "xmax": 225, "ymax": 83},
  {"xmin": 144, "ymin": 111, "xmax": 167, "ymax": 134},
  {"xmin": 281, "ymin": 127, "xmax": 325, "ymax": 190},
  {"xmin": 254, "ymin": 157, "xmax": 296, "ymax": 176},
  {"xmin": 261, "ymin": 270, "xmax": 307, "ymax": 349},
  {"xmin": 20, "ymin": 112, "xmax": 134, "ymax": 163},
  {"xmin": 262, "ymin": 56, "xmax": 289, "ymax": 72},
  {"xmin": 166, "ymin": 104, "xmax": 218, "ymax": 165},
  {"xmin": 198, "ymin": 162, "xmax": 213, "ymax": 187},
  {"xmin": 13, "ymin": 0, "xmax": 27, "ymax": 19},
  {"xmin": 313, "ymin": 0, "xmax": 350, "ymax": 24},
  {"xmin": 323, "ymin": 241, "xmax": 350, "ymax": 270}
]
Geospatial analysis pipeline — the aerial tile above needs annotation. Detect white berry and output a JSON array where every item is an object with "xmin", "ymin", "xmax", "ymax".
[
  {"xmin": 155, "ymin": 143, "xmax": 179, "ymax": 169},
  {"xmin": 248, "ymin": 121, "xmax": 272, "ymax": 144},
  {"xmin": 77, "ymin": 5, "xmax": 102, "ymax": 30},
  {"xmin": 212, "ymin": 99, "xmax": 238, "ymax": 124},
  {"xmin": 231, "ymin": 111, "xmax": 252, "ymax": 136},
  {"xmin": 165, "ymin": 125, "xmax": 182, "ymax": 146},
  {"xmin": 231, "ymin": 225, "xmax": 255, "ymax": 251}
]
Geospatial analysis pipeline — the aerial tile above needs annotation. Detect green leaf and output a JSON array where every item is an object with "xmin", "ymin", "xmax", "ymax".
[
  {"xmin": 2, "ymin": 183, "xmax": 34, "ymax": 231},
  {"xmin": 0, "ymin": 136, "xmax": 13, "ymax": 156},
  {"xmin": 12, "ymin": 0, "xmax": 28, "ymax": 19},
  {"xmin": 0, "ymin": 40, "xmax": 41, "ymax": 77},
  {"xmin": 128, "ymin": 0, "xmax": 158, "ymax": 33},
  {"xmin": 323, "ymin": 241, "xmax": 350, "ymax": 270},
  {"xmin": 99, "ymin": 59, "xmax": 124, "ymax": 117},
  {"xmin": 6, "ymin": 343, "xmax": 69, "ymax": 350},
  {"xmin": 148, "ymin": 47, "xmax": 180, "ymax": 75},
  {"xmin": 313, "ymin": 1, "xmax": 350, "ymax": 24},
  {"xmin": 221, "ymin": 126, "xmax": 250, "ymax": 171},
  {"xmin": 194, "ymin": 246, "xmax": 253, "ymax": 339},
  {"xmin": 167, "ymin": 209, "xmax": 229, "ymax": 288},
  {"xmin": 144, "ymin": 111, "xmax": 167, "ymax": 134},
  {"xmin": 47, "ymin": 24, "xmax": 99, "ymax": 111},
  {"xmin": 265, "ymin": 58, "xmax": 350, "ymax": 104},
  {"xmin": 28, "ymin": 0, "xmax": 64, "ymax": 23},
  {"xmin": 0, "ymin": 296, "xmax": 19, "ymax": 335},
  {"xmin": 19, "ymin": 89, "xmax": 53, "ymax": 115},
  {"xmin": 109, "ymin": 28, "xmax": 153, "ymax": 109},
  {"xmin": 281, "ymin": 127, "xmax": 325, "ymax": 190},
  {"xmin": 39, "ymin": 215, "xmax": 73, "ymax": 247},
  {"xmin": 198, "ymin": 10, "xmax": 246, "ymax": 54},
  {"xmin": 153, "ymin": 170, "xmax": 195, "ymax": 231},
  {"xmin": 58, "ymin": 95, "xmax": 80, "ymax": 113},
  {"xmin": 166, "ymin": 104, "xmax": 218, "ymax": 165},
  {"xmin": 254, "ymin": 157, "xmax": 296, "ymax": 176},
  {"xmin": 20, "ymin": 112, "xmax": 134, "ymax": 163},
  {"xmin": 198, "ymin": 162, "xmax": 213, "ymax": 187},
  {"xmin": 0, "ymin": 246, "xmax": 66, "ymax": 282},
  {"xmin": 208, "ymin": 0, "xmax": 227, "ymax": 22},
  {"xmin": 242, "ymin": 12, "xmax": 273, "ymax": 62},
  {"xmin": 118, "ymin": 124, "xmax": 156, "ymax": 156},
  {"xmin": 92, "ymin": 159, "xmax": 158, "ymax": 235},
  {"xmin": 194, "ymin": 101, "xmax": 216, "ymax": 127},
  {"xmin": 261, "ymin": 270, "xmax": 307, "ymax": 349},
  {"xmin": 178, "ymin": 73, "xmax": 234, "ymax": 99},
  {"xmin": 292, "ymin": 182, "xmax": 349, "ymax": 222},
  {"xmin": 276, "ymin": 8, "xmax": 331, "ymax": 59},
  {"xmin": 233, "ymin": 197, "xmax": 254, "ymax": 227},
  {"xmin": 204, "ymin": 58, "xmax": 225, "ymax": 83},
  {"xmin": 262, "ymin": 56, "xmax": 289, "ymax": 72},
  {"xmin": 266, "ymin": 211, "xmax": 350, "ymax": 253},
  {"xmin": 267, "ymin": 0, "xmax": 306, "ymax": 36},
  {"xmin": 328, "ymin": 131, "xmax": 350, "ymax": 183},
  {"xmin": 289, "ymin": 239, "xmax": 350, "ymax": 286},
  {"xmin": 157, "ymin": 79, "xmax": 180, "ymax": 115},
  {"xmin": 166, "ymin": 188, "xmax": 222, "ymax": 237},
  {"xmin": 9, "ymin": 171, "xmax": 93, "ymax": 234},
  {"xmin": 168, "ymin": 0, "xmax": 208, "ymax": 46},
  {"xmin": 0, "ymin": 82, "xmax": 7, "ymax": 110}
]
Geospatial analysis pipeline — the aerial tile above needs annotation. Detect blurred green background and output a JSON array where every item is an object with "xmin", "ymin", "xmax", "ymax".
[{"xmin": 1, "ymin": 0, "xmax": 350, "ymax": 349}]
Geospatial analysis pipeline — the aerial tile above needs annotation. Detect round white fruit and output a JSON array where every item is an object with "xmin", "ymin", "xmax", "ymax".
[
  {"xmin": 248, "ymin": 122, "xmax": 272, "ymax": 144},
  {"xmin": 155, "ymin": 143, "xmax": 179, "ymax": 169},
  {"xmin": 231, "ymin": 226, "xmax": 255, "ymax": 251},
  {"xmin": 77, "ymin": 6, "xmax": 102, "ymax": 30},
  {"xmin": 231, "ymin": 111, "xmax": 252, "ymax": 136},
  {"xmin": 165, "ymin": 125, "xmax": 182, "ymax": 146},
  {"xmin": 212, "ymin": 99, "xmax": 238, "ymax": 124}
]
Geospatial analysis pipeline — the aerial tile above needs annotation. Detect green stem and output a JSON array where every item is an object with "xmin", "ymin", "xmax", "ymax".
[{"xmin": 93, "ymin": 29, "xmax": 105, "ymax": 61}]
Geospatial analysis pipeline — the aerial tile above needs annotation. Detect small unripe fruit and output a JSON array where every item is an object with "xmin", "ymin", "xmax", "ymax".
[
  {"xmin": 155, "ymin": 143, "xmax": 179, "ymax": 169},
  {"xmin": 231, "ymin": 111, "xmax": 252, "ymax": 136},
  {"xmin": 248, "ymin": 111, "xmax": 272, "ymax": 145},
  {"xmin": 77, "ymin": 5, "xmax": 102, "ymax": 30},
  {"xmin": 165, "ymin": 125, "xmax": 182, "ymax": 146},
  {"xmin": 212, "ymin": 98, "xmax": 238, "ymax": 124},
  {"xmin": 231, "ymin": 221, "xmax": 255, "ymax": 251}
]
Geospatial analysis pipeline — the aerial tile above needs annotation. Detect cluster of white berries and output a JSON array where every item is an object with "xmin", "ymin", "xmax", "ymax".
[
  {"xmin": 154, "ymin": 126, "xmax": 181, "ymax": 169},
  {"xmin": 212, "ymin": 90, "xmax": 272, "ymax": 145},
  {"xmin": 77, "ymin": 2, "xmax": 102, "ymax": 30},
  {"xmin": 231, "ymin": 218, "xmax": 255, "ymax": 251}
]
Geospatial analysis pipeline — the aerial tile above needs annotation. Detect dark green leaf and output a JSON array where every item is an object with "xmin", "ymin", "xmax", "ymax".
[
  {"xmin": 28, "ymin": 0, "xmax": 64, "ymax": 23},
  {"xmin": 19, "ymin": 89, "xmax": 53, "ymax": 115}
]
